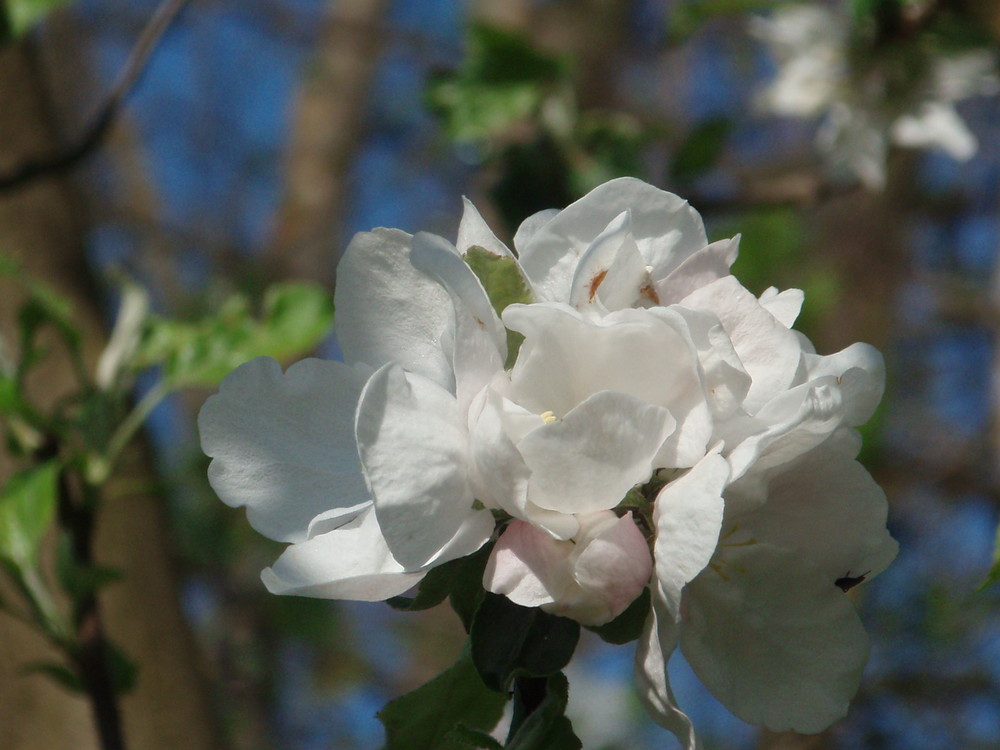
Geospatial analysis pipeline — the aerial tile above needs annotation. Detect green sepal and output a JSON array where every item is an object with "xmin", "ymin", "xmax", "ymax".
[
  {"xmin": 20, "ymin": 660, "xmax": 84, "ymax": 693},
  {"xmin": 463, "ymin": 246, "xmax": 533, "ymax": 368},
  {"xmin": 378, "ymin": 649, "xmax": 506, "ymax": 750},
  {"xmin": 584, "ymin": 586, "xmax": 651, "ymax": 645},
  {"xmin": 470, "ymin": 593, "xmax": 579, "ymax": 693}
]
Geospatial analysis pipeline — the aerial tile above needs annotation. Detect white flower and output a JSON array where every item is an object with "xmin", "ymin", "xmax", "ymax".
[
  {"xmin": 199, "ymin": 177, "xmax": 895, "ymax": 748},
  {"xmin": 752, "ymin": 4, "xmax": 999, "ymax": 187}
]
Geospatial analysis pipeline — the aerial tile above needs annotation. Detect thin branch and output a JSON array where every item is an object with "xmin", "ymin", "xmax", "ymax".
[{"xmin": 0, "ymin": 0, "xmax": 190, "ymax": 192}]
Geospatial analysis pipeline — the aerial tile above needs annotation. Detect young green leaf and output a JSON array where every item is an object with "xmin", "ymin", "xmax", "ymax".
[
  {"xmin": 379, "ymin": 650, "xmax": 506, "ymax": 750},
  {"xmin": 978, "ymin": 523, "xmax": 1000, "ymax": 591},
  {"xmin": 470, "ymin": 593, "xmax": 579, "ymax": 693},
  {"xmin": 506, "ymin": 673, "xmax": 582, "ymax": 750},
  {"xmin": 0, "ymin": 461, "xmax": 59, "ymax": 570},
  {"xmin": 20, "ymin": 660, "xmax": 84, "ymax": 693}
]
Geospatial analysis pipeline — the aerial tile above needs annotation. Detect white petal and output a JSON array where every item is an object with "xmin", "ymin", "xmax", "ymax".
[
  {"xmin": 681, "ymin": 276, "xmax": 804, "ymax": 412},
  {"xmin": 652, "ymin": 451, "xmax": 728, "ymax": 619},
  {"xmin": 513, "ymin": 208, "xmax": 560, "ymax": 257},
  {"xmin": 457, "ymin": 197, "xmax": 516, "ymax": 258},
  {"xmin": 634, "ymin": 600, "xmax": 700, "ymax": 750},
  {"xmin": 335, "ymin": 228, "xmax": 455, "ymax": 389},
  {"xmin": 469, "ymin": 387, "xmax": 579, "ymax": 539},
  {"xmin": 261, "ymin": 507, "xmax": 425, "ymax": 601},
  {"xmin": 568, "ymin": 210, "xmax": 649, "ymax": 312},
  {"xmin": 199, "ymin": 357, "xmax": 369, "ymax": 543},
  {"xmin": 655, "ymin": 236, "xmax": 739, "ymax": 305},
  {"xmin": 758, "ymin": 287, "xmax": 804, "ymax": 329},
  {"xmin": 518, "ymin": 178, "xmax": 707, "ymax": 302},
  {"xmin": 410, "ymin": 231, "xmax": 506, "ymax": 413},
  {"xmin": 804, "ymin": 342, "xmax": 885, "ymax": 425},
  {"xmin": 355, "ymin": 363, "xmax": 491, "ymax": 568},
  {"xmin": 682, "ymin": 545, "xmax": 870, "ymax": 734},
  {"xmin": 483, "ymin": 520, "xmax": 570, "ymax": 608},
  {"xmin": 519, "ymin": 390, "xmax": 676, "ymax": 515},
  {"xmin": 737, "ymin": 450, "xmax": 898, "ymax": 581}
]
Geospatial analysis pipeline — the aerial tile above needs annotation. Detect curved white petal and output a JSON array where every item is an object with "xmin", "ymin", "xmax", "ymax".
[
  {"xmin": 518, "ymin": 178, "xmax": 708, "ymax": 302},
  {"xmin": 410, "ymin": 231, "xmax": 506, "ymax": 413},
  {"xmin": 681, "ymin": 276, "xmax": 804, "ymax": 412},
  {"xmin": 519, "ymin": 390, "xmax": 676, "ymax": 515},
  {"xmin": 262, "ymin": 506, "xmax": 424, "ymax": 601},
  {"xmin": 568, "ymin": 210, "xmax": 650, "ymax": 312},
  {"xmin": 355, "ymin": 363, "xmax": 491, "ymax": 569},
  {"xmin": 804, "ymin": 342, "xmax": 885, "ymax": 426},
  {"xmin": 655, "ymin": 236, "xmax": 739, "ymax": 306},
  {"xmin": 736, "ymin": 449, "xmax": 898, "ymax": 581},
  {"xmin": 682, "ymin": 545, "xmax": 870, "ymax": 734},
  {"xmin": 653, "ymin": 451, "xmax": 729, "ymax": 619},
  {"xmin": 635, "ymin": 600, "xmax": 700, "ymax": 750},
  {"xmin": 199, "ymin": 357, "xmax": 369, "ymax": 544},
  {"xmin": 457, "ymin": 197, "xmax": 516, "ymax": 258},
  {"xmin": 513, "ymin": 208, "xmax": 560, "ymax": 257},
  {"xmin": 335, "ymin": 228, "xmax": 455, "ymax": 389}
]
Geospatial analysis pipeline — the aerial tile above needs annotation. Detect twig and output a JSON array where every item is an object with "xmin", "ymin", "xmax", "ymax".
[{"xmin": 0, "ymin": 0, "xmax": 191, "ymax": 192}]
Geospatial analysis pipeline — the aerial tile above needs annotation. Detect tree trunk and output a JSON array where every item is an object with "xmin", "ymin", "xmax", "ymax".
[{"xmin": 0, "ymin": 37, "xmax": 220, "ymax": 750}]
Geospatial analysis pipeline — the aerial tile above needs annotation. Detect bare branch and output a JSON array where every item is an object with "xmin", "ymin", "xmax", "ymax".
[{"xmin": 0, "ymin": 0, "xmax": 190, "ymax": 192}]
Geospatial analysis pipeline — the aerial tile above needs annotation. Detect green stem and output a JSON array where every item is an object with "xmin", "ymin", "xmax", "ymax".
[
  {"xmin": 506, "ymin": 675, "xmax": 547, "ymax": 743},
  {"xmin": 99, "ymin": 380, "xmax": 171, "ymax": 482}
]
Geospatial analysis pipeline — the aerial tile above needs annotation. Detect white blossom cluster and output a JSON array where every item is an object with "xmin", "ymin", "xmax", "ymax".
[
  {"xmin": 752, "ymin": 3, "xmax": 998, "ymax": 188},
  {"xmin": 200, "ymin": 178, "xmax": 897, "ymax": 746}
]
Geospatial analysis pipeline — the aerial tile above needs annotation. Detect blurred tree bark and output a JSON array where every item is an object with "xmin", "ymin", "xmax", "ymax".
[
  {"xmin": 0, "ymin": 37, "xmax": 220, "ymax": 750},
  {"xmin": 267, "ymin": 0, "xmax": 391, "ymax": 281}
]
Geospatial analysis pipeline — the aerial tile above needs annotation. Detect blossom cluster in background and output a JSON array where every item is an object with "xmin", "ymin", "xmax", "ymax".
[
  {"xmin": 200, "ymin": 178, "xmax": 897, "ymax": 747},
  {"xmin": 751, "ymin": 2, "xmax": 999, "ymax": 188}
]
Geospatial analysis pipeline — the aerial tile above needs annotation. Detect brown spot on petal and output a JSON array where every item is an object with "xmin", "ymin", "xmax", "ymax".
[
  {"xmin": 474, "ymin": 317, "xmax": 486, "ymax": 329},
  {"xmin": 588, "ymin": 269, "xmax": 608, "ymax": 302},
  {"xmin": 640, "ymin": 282, "xmax": 661, "ymax": 305}
]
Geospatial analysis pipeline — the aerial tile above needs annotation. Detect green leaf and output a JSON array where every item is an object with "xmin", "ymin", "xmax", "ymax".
[
  {"xmin": 427, "ymin": 24, "xmax": 568, "ymax": 142},
  {"xmin": 387, "ymin": 557, "xmax": 465, "ymax": 612},
  {"xmin": 56, "ymin": 532, "xmax": 122, "ymax": 618},
  {"xmin": 979, "ymin": 523, "xmax": 1000, "ymax": 591},
  {"xmin": 0, "ymin": 461, "xmax": 59, "ymax": 570},
  {"xmin": 449, "ymin": 542, "xmax": 494, "ymax": 633},
  {"xmin": 506, "ymin": 673, "xmax": 581, "ymax": 750},
  {"xmin": 446, "ymin": 725, "xmax": 504, "ymax": 750},
  {"xmin": 105, "ymin": 639, "xmax": 138, "ymax": 695},
  {"xmin": 470, "ymin": 593, "xmax": 579, "ymax": 693},
  {"xmin": 584, "ymin": 586, "xmax": 650, "ymax": 645},
  {"xmin": 463, "ymin": 246, "xmax": 534, "ymax": 368},
  {"xmin": 134, "ymin": 282, "xmax": 334, "ymax": 388},
  {"xmin": 20, "ymin": 660, "xmax": 83, "ymax": 693},
  {"xmin": 4, "ymin": 0, "xmax": 70, "ymax": 38},
  {"xmin": 379, "ymin": 650, "xmax": 506, "ymax": 750},
  {"xmin": 17, "ymin": 282, "xmax": 83, "ymax": 381},
  {"xmin": 671, "ymin": 117, "xmax": 732, "ymax": 184}
]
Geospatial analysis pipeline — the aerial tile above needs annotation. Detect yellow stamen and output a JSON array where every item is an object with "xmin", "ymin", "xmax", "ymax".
[{"xmin": 540, "ymin": 410, "xmax": 558, "ymax": 424}]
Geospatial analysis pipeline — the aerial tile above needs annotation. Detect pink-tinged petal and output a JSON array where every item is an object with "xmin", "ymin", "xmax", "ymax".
[
  {"xmin": 410, "ymin": 232, "xmax": 506, "ymax": 414},
  {"xmin": 484, "ymin": 513, "xmax": 652, "ymax": 625},
  {"xmin": 655, "ymin": 236, "xmax": 739, "ymax": 305},
  {"xmin": 758, "ymin": 287, "xmax": 804, "ymax": 329},
  {"xmin": 681, "ymin": 276, "xmax": 804, "ymax": 412},
  {"xmin": 653, "ymin": 451, "xmax": 729, "ymax": 619},
  {"xmin": 804, "ymin": 342, "xmax": 885, "ymax": 425},
  {"xmin": 483, "ymin": 520, "xmax": 570, "ymax": 609},
  {"xmin": 335, "ymin": 228, "xmax": 455, "ymax": 389},
  {"xmin": 736, "ymin": 450, "xmax": 898, "ymax": 582},
  {"xmin": 261, "ymin": 507, "xmax": 425, "ymax": 601},
  {"xmin": 199, "ymin": 357, "xmax": 369, "ymax": 544},
  {"xmin": 518, "ymin": 178, "xmax": 707, "ymax": 302},
  {"xmin": 519, "ymin": 390, "xmax": 676, "ymax": 515},
  {"xmin": 355, "ymin": 364, "xmax": 491, "ymax": 569},
  {"xmin": 682, "ymin": 545, "xmax": 870, "ymax": 734},
  {"xmin": 634, "ymin": 598, "xmax": 699, "ymax": 750},
  {"xmin": 457, "ymin": 197, "xmax": 517, "ymax": 258},
  {"xmin": 571, "ymin": 512, "xmax": 653, "ymax": 624},
  {"xmin": 568, "ymin": 210, "xmax": 648, "ymax": 312}
]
